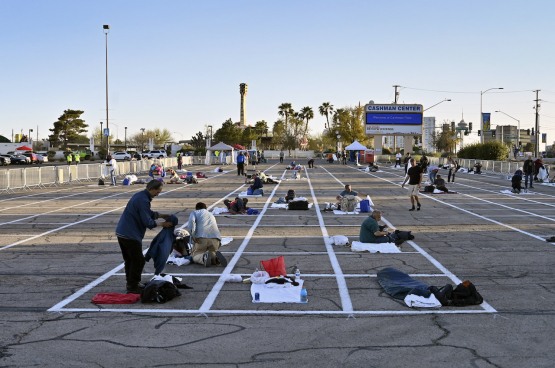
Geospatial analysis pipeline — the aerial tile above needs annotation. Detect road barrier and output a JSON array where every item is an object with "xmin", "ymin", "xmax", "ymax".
[{"xmin": 0, "ymin": 157, "xmax": 181, "ymax": 194}]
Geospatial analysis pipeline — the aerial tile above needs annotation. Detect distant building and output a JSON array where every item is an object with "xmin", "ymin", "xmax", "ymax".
[
  {"xmin": 423, "ymin": 117, "xmax": 435, "ymax": 152},
  {"xmin": 483, "ymin": 125, "xmax": 532, "ymax": 147}
]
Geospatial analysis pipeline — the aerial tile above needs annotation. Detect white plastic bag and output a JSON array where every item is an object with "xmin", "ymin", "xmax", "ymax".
[
  {"xmin": 366, "ymin": 195, "xmax": 375, "ymax": 207},
  {"xmin": 332, "ymin": 235, "xmax": 349, "ymax": 246},
  {"xmin": 226, "ymin": 274, "xmax": 243, "ymax": 283},
  {"xmin": 251, "ymin": 270, "xmax": 270, "ymax": 284}
]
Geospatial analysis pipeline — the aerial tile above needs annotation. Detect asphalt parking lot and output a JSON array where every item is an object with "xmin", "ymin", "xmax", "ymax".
[{"xmin": 1, "ymin": 159, "xmax": 554, "ymax": 367}]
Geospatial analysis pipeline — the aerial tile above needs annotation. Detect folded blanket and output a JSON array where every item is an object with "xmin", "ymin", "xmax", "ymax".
[
  {"xmin": 333, "ymin": 210, "xmax": 360, "ymax": 215},
  {"xmin": 92, "ymin": 293, "xmax": 141, "ymax": 304},
  {"xmin": 166, "ymin": 256, "xmax": 190, "ymax": 266},
  {"xmin": 500, "ymin": 190, "xmax": 535, "ymax": 195},
  {"xmin": 271, "ymin": 203, "xmax": 288, "ymax": 209},
  {"xmin": 251, "ymin": 279, "xmax": 304, "ymax": 303},
  {"xmin": 351, "ymin": 241, "xmax": 401, "ymax": 253},
  {"xmin": 221, "ymin": 237, "xmax": 233, "ymax": 246}
]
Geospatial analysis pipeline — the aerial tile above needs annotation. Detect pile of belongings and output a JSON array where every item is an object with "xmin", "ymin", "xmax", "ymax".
[
  {"xmin": 377, "ymin": 267, "xmax": 484, "ymax": 308},
  {"xmin": 122, "ymin": 175, "xmax": 138, "ymax": 185},
  {"xmin": 141, "ymin": 274, "xmax": 192, "ymax": 304}
]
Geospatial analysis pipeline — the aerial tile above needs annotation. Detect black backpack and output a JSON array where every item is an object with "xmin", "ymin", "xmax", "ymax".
[
  {"xmin": 451, "ymin": 281, "xmax": 483, "ymax": 306},
  {"xmin": 141, "ymin": 280, "xmax": 181, "ymax": 304},
  {"xmin": 424, "ymin": 185, "xmax": 434, "ymax": 193},
  {"xmin": 172, "ymin": 237, "xmax": 191, "ymax": 256},
  {"xmin": 98, "ymin": 178, "xmax": 105, "ymax": 185},
  {"xmin": 288, "ymin": 200, "xmax": 309, "ymax": 210},
  {"xmin": 286, "ymin": 189, "xmax": 296, "ymax": 202}
]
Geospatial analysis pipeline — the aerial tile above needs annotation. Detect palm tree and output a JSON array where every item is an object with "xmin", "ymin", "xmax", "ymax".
[
  {"xmin": 278, "ymin": 103, "xmax": 293, "ymax": 131},
  {"xmin": 300, "ymin": 106, "xmax": 314, "ymax": 136},
  {"xmin": 319, "ymin": 102, "xmax": 334, "ymax": 130}
]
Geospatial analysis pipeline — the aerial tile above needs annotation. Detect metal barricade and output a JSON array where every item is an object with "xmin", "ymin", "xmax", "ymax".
[
  {"xmin": 41, "ymin": 166, "xmax": 58, "ymax": 186},
  {"xmin": 0, "ymin": 170, "xmax": 12, "ymax": 194},
  {"xmin": 8, "ymin": 168, "xmax": 28, "ymax": 191},
  {"xmin": 77, "ymin": 164, "xmax": 90, "ymax": 181},
  {"xmin": 57, "ymin": 166, "xmax": 70, "ymax": 185},
  {"xmin": 68, "ymin": 165, "xmax": 79, "ymax": 183},
  {"xmin": 25, "ymin": 167, "xmax": 44, "ymax": 189}
]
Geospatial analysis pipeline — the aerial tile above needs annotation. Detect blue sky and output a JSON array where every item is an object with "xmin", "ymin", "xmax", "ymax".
[{"xmin": 1, "ymin": 0, "xmax": 554, "ymax": 147}]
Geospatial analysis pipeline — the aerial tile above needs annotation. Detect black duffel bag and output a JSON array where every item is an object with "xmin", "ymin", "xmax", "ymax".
[{"xmin": 288, "ymin": 200, "xmax": 309, "ymax": 210}]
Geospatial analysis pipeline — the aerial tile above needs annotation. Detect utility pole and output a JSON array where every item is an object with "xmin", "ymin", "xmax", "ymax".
[
  {"xmin": 534, "ymin": 90, "xmax": 541, "ymax": 158},
  {"xmin": 392, "ymin": 85, "xmax": 400, "ymax": 152}
]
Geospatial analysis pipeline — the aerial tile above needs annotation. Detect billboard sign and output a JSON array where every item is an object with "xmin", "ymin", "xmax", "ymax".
[{"xmin": 365, "ymin": 104, "xmax": 423, "ymax": 135}]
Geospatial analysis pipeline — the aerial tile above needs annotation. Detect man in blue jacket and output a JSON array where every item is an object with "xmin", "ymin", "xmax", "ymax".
[
  {"xmin": 237, "ymin": 152, "xmax": 246, "ymax": 176},
  {"xmin": 116, "ymin": 180, "xmax": 173, "ymax": 293},
  {"xmin": 250, "ymin": 173, "xmax": 264, "ymax": 195}
]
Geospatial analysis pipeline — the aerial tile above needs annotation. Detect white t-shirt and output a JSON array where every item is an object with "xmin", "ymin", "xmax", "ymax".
[
  {"xmin": 396, "ymin": 153, "xmax": 402, "ymax": 159},
  {"xmin": 108, "ymin": 158, "xmax": 117, "ymax": 172}
]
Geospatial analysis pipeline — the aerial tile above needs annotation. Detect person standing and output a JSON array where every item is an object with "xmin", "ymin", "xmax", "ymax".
[
  {"xmin": 251, "ymin": 151, "xmax": 258, "ymax": 171},
  {"xmin": 395, "ymin": 152, "xmax": 402, "ymax": 167},
  {"xmin": 66, "ymin": 153, "xmax": 72, "ymax": 166},
  {"xmin": 177, "ymin": 153, "xmax": 183, "ymax": 170},
  {"xmin": 106, "ymin": 155, "xmax": 118, "ymax": 186},
  {"xmin": 74, "ymin": 153, "xmax": 80, "ymax": 166},
  {"xmin": 237, "ymin": 152, "xmax": 246, "ymax": 176},
  {"xmin": 523, "ymin": 155, "xmax": 535, "ymax": 189},
  {"xmin": 188, "ymin": 202, "xmax": 227, "ymax": 267},
  {"xmin": 342, "ymin": 151, "xmax": 347, "ymax": 165},
  {"xmin": 403, "ymin": 153, "xmax": 411, "ymax": 174},
  {"xmin": 279, "ymin": 150, "xmax": 284, "ymax": 164},
  {"xmin": 534, "ymin": 157, "xmax": 543, "ymax": 182},
  {"xmin": 115, "ymin": 180, "xmax": 173, "ymax": 293},
  {"xmin": 261, "ymin": 150, "xmax": 265, "ymax": 163},
  {"xmin": 420, "ymin": 154, "xmax": 428, "ymax": 173},
  {"xmin": 448, "ymin": 158, "xmax": 458, "ymax": 183},
  {"xmin": 307, "ymin": 155, "xmax": 314, "ymax": 168},
  {"xmin": 402, "ymin": 158, "xmax": 422, "ymax": 211}
]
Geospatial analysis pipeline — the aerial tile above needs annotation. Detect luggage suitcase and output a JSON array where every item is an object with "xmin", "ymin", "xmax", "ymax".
[{"xmin": 288, "ymin": 200, "xmax": 309, "ymax": 210}]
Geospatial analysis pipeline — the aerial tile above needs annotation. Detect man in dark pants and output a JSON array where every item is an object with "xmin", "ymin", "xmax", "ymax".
[
  {"xmin": 115, "ymin": 180, "xmax": 173, "ymax": 293},
  {"xmin": 279, "ymin": 150, "xmax": 284, "ymax": 163},
  {"xmin": 237, "ymin": 152, "xmax": 246, "ymax": 176},
  {"xmin": 523, "ymin": 155, "xmax": 534, "ymax": 189}
]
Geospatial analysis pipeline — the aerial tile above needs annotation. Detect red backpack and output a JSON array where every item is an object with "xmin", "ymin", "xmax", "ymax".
[{"xmin": 196, "ymin": 172, "xmax": 206, "ymax": 178}]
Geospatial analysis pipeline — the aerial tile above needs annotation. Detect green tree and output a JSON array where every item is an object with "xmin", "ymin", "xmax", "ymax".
[
  {"xmin": 128, "ymin": 128, "xmax": 172, "ymax": 147},
  {"xmin": 48, "ymin": 109, "xmax": 88, "ymax": 149},
  {"xmin": 299, "ymin": 106, "xmax": 314, "ymax": 136},
  {"xmin": 326, "ymin": 106, "xmax": 367, "ymax": 146},
  {"xmin": 523, "ymin": 142, "xmax": 535, "ymax": 152},
  {"xmin": 319, "ymin": 102, "xmax": 334, "ymax": 130},
  {"xmin": 255, "ymin": 120, "xmax": 269, "ymax": 136},
  {"xmin": 278, "ymin": 103, "xmax": 293, "ymax": 131},
  {"xmin": 190, "ymin": 131, "xmax": 205, "ymax": 149},
  {"xmin": 214, "ymin": 118, "xmax": 242, "ymax": 144}
]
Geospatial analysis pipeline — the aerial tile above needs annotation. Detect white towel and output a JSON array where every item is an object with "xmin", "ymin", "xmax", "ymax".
[
  {"xmin": 350, "ymin": 241, "xmax": 401, "ymax": 253},
  {"xmin": 238, "ymin": 191, "xmax": 263, "ymax": 198},
  {"xmin": 333, "ymin": 210, "xmax": 360, "ymax": 215},
  {"xmin": 271, "ymin": 203, "xmax": 288, "ymax": 209},
  {"xmin": 292, "ymin": 197, "xmax": 308, "ymax": 201},
  {"xmin": 212, "ymin": 207, "xmax": 230, "ymax": 215},
  {"xmin": 404, "ymin": 294, "xmax": 442, "ymax": 308},
  {"xmin": 221, "ymin": 237, "xmax": 233, "ymax": 246},
  {"xmin": 251, "ymin": 279, "xmax": 304, "ymax": 303},
  {"xmin": 500, "ymin": 190, "xmax": 535, "ymax": 195}
]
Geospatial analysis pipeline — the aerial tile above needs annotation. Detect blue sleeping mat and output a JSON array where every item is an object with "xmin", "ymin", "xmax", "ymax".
[{"xmin": 377, "ymin": 267, "xmax": 431, "ymax": 299}]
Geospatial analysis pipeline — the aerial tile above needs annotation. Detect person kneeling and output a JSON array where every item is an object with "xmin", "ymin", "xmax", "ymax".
[
  {"xmin": 511, "ymin": 173, "xmax": 523, "ymax": 193},
  {"xmin": 434, "ymin": 175, "xmax": 449, "ymax": 193},
  {"xmin": 250, "ymin": 173, "xmax": 264, "ymax": 195},
  {"xmin": 360, "ymin": 210, "xmax": 404, "ymax": 246},
  {"xmin": 188, "ymin": 202, "xmax": 227, "ymax": 267}
]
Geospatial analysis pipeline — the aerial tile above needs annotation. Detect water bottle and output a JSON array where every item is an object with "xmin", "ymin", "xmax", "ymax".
[
  {"xmin": 254, "ymin": 292, "xmax": 260, "ymax": 302},
  {"xmin": 300, "ymin": 287, "xmax": 307, "ymax": 303},
  {"xmin": 295, "ymin": 268, "xmax": 301, "ymax": 281}
]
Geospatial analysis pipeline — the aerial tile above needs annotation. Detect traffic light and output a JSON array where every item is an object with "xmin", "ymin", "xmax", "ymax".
[
  {"xmin": 478, "ymin": 130, "xmax": 481, "ymax": 136},
  {"xmin": 469, "ymin": 122, "xmax": 473, "ymax": 131},
  {"xmin": 451, "ymin": 121, "xmax": 455, "ymax": 130},
  {"xmin": 519, "ymin": 141, "xmax": 522, "ymax": 148},
  {"xmin": 464, "ymin": 131, "xmax": 469, "ymax": 136},
  {"xmin": 492, "ymin": 130, "xmax": 496, "ymax": 138},
  {"xmin": 531, "ymin": 128, "xmax": 535, "ymax": 135}
]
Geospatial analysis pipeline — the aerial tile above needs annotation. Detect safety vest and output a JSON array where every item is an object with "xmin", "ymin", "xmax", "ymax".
[
  {"xmin": 67, "ymin": 155, "xmax": 72, "ymax": 161},
  {"xmin": 74, "ymin": 155, "xmax": 80, "ymax": 162}
]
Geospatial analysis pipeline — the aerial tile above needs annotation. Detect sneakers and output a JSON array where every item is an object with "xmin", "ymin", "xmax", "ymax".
[
  {"xmin": 215, "ymin": 251, "xmax": 228, "ymax": 267},
  {"xmin": 126, "ymin": 283, "xmax": 145, "ymax": 294},
  {"xmin": 203, "ymin": 250, "xmax": 212, "ymax": 267},
  {"xmin": 417, "ymin": 203, "xmax": 421, "ymax": 211},
  {"xmin": 409, "ymin": 207, "xmax": 415, "ymax": 211}
]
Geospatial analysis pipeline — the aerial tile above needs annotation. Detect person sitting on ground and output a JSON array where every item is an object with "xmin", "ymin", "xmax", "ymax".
[
  {"xmin": 434, "ymin": 175, "xmax": 449, "ymax": 193},
  {"xmin": 188, "ymin": 202, "xmax": 227, "ymax": 267},
  {"xmin": 360, "ymin": 210, "xmax": 404, "ymax": 246},
  {"xmin": 168, "ymin": 169, "xmax": 180, "ymax": 184},
  {"xmin": 290, "ymin": 160, "xmax": 296, "ymax": 168},
  {"xmin": 333, "ymin": 184, "xmax": 368, "ymax": 208},
  {"xmin": 224, "ymin": 197, "xmax": 249, "ymax": 215},
  {"xmin": 368, "ymin": 162, "xmax": 379, "ymax": 172},
  {"xmin": 511, "ymin": 172, "xmax": 523, "ymax": 193},
  {"xmin": 474, "ymin": 162, "xmax": 483, "ymax": 174},
  {"xmin": 250, "ymin": 173, "xmax": 264, "ymax": 195}
]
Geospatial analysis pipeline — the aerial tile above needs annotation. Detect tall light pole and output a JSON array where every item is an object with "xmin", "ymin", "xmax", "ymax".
[
  {"xmin": 495, "ymin": 110, "xmax": 520, "ymax": 150},
  {"xmin": 100, "ymin": 122, "xmax": 103, "ymax": 149},
  {"xmin": 423, "ymin": 98, "xmax": 451, "ymax": 112},
  {"xmin": 140, "ymin": 128, "xmax": 145, "ymax": 153},
  {"xmin": 124, "ymin": 127, "xmax": 127, "ymax": 151},
  {"xmin": 103, "ymin": 25, "xmax": 110, "ymax": 154},
  {"xmin": 480, "ymin": 87, "xmax": 503, "ymax": 143}
]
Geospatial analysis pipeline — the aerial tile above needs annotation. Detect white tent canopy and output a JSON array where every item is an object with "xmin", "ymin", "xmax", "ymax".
[
  {"xmin": 344, "ymin": 141, "xmax": 367, "ymax": 151},
  {"xmin": 208, "ymin": 142, "xmax": 234, "ymax": 151}
]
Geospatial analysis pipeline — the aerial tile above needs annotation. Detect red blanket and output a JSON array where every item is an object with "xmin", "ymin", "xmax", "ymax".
[{"xmin": 92, "ymin": 293, "xmax": 141, "ymax": 304}]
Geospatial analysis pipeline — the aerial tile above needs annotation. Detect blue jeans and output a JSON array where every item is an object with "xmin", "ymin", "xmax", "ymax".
[
  {"xmin": 429, "ymin": 171, "xmax": 437, "ymax": 184},
  {"xmin": 110, "ymin": 170, "xmax": 116, "ymax": 185},
  {"xmin": 525, "ymin": 173, "xmax": 534, "ymax": 188},
  {"xmin": 253, "ymin": 188, "xmax": 264, "ymax": 195}
]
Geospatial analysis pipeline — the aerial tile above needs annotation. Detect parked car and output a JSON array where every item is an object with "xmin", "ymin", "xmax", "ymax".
[
  {"xmin": 36, "ymin": 154, "xmax": 48, "ymax": 164},
  {"xmin": 0, "ymin": 154, "xmax": 30, "ymax": 165},
  {"xmin": 111, "ymin": 151, "xmax": 132, "ymax": 161},
  {"xmin": 73, "ymin": 149, "xmax": 93, "ymax": 160},
  {"xmin": 142, "ymin": 150, "xmax": 167, "ymax": 159},
  {"xmin": 0, "ymin": 156, "xmax": 11, "ymax": 166},
  {"xmin": 22, "ymin": 153, "xmax": 39, "ymax": 164}
]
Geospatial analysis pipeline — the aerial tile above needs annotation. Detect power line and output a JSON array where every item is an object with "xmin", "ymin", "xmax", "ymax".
[{"xmin": 401, "ymin": 86, "xmax": 535, "ymax": 94}]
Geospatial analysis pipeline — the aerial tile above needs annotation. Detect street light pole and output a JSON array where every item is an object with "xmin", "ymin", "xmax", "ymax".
[
  {"xmin": 140, "ymin": 128, "xmax": 145, "ymax": 153},
  {"xmin": 480, "ymin": 87, "xmax": 503, "ymax": 143},
  {"xmin": 100, "ymin": 122, "xmax": 103, "ymax": 149},
  {"xmin": 124, "ymin": 127, "xmax": 127, "ymax": 151},
  {"xmin": 103, "ymin": 25, "xmax": 110, "ymax": 155},
  {"xmin": 495, "ymin": 110, "xmax": 520, "ymax": 150}
]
